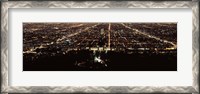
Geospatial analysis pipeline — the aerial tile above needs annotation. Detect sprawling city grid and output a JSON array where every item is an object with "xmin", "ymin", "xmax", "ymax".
[{"xmin": 23, "ymin": 23, "xmax": 177, "ymax": 71}]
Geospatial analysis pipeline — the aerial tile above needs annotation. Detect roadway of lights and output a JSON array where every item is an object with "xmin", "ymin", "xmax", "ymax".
[
  {"xmin": 108, "ymin": 23, "xmax": 111, "ymax": 49},
  {"xmin": 121, "ymin": 23, "xmax": 177, "ymax": 50},
  {"xmin": 70, "ymin": 24, "xmax": 84, "ymax": 28},
  {"xmin": 56, "ymin": 23, "xmax": 100, "ymax": 43}
]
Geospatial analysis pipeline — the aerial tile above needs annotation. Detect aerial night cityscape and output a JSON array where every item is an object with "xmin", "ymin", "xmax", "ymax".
[{"xmin": 23, "ymin": 23, "xmax": 177, "ymax": 71}]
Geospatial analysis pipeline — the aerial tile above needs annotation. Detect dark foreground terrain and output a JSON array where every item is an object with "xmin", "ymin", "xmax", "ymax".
[{"xmin": 23, "ymin": 50, "xmax": 176, "ymax": 71}]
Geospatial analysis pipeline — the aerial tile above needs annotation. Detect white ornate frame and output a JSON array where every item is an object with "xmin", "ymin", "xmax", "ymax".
[{"xmin": 1, "ymin": 1, "xmax": 199, "ymax": 94}]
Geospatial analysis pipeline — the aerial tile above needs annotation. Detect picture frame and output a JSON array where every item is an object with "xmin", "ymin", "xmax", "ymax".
[{"xmin": 1, "ymin": 1, "xmax": 199, "ymax": 94}]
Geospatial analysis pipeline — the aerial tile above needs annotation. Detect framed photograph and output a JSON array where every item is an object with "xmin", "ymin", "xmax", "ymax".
[{"xmin": 1, "ymin": 1, "xmax": 199, "ymax": 94}]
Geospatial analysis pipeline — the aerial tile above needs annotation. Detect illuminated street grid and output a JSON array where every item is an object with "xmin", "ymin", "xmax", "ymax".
[{"xmin": 23, "ymin": 23, "xmax": 176, "ymax": 53}]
